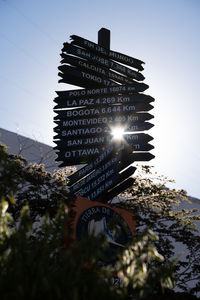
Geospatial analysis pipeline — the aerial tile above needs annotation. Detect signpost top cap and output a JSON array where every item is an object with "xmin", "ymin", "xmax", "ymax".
[{"xmin": 98, "ymin": 28, "xmax": 110, "ymax": 49}]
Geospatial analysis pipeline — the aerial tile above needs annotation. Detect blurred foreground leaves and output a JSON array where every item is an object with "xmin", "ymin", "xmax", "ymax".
[{"xmin": 0, "ymin": 143, "xmax": 199, "ymax": 299}]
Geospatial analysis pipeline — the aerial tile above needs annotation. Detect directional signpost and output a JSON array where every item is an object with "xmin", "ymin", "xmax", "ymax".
[
  {"xmin": 54, "ymin": 28, "xmax": 155, "ymax": 253},
  {"xmin": 54, "ymin": 27, "xmax": 155, "ymax": 198}
]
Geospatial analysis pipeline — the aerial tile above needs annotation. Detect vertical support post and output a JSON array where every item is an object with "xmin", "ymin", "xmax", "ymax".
[
  {"xmin": 98, "ymin": 28, "xmax": 114, "ymax": 201},
  {"xmin": 98, "ymin": 28, "xmax": 110, "ymax": 50}
]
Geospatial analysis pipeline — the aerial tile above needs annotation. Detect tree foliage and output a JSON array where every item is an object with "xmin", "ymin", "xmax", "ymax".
[
  {"xmin": 116, "ymin": 166, "xmax": 200, "ymax": 294},
  {"xmin": 0, "ymin": 143, "xmax": 199, "ymax": 299}
]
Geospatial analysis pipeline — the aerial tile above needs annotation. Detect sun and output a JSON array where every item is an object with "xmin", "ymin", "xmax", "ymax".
[{"xmin": 111, "ymin": 126, "xmax": 125, "ymax": 140}]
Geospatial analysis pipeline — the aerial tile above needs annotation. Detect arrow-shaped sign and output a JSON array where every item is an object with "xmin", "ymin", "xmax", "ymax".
[
  {"xmin": 58, "ymin": 66, "xmax": 116, "ymax": 88},
  {"xmin": 99, "ymin": 178, "xmax": 135, "ymax": 203},
  {"xmin": 53, "ymin": 122, "xmax": 153, "ymax": 140},
  {"xmin": 61, "ymin": 43, "xmax": 144, "ymax": 81},
  {"xmin": 53, "ymin": 132, "xmax": 154, "ymax": 149},
  {"xmin": 70, "ymin": 152, "xmax": 137, "ymax": 194},
  {"xmin": 58, "ymin": 66, "xmax": 148, "ymax": 91},
  {"xmin": 56, "ymin": 84, "xmax": 148, "ymax": 100},
  {"xmin": 54, "ymin": 140, "xmax": 153, "ymax": 153},
  {"xmin": 59, "ymin": 56, "xmax": 134, "ymax": 85},
  {"xmin": 56, "ymin": 151, "xmax": 155, "ymax": 167},
  {"xmin": 54, "ymin": 103, "xmax": 153, "ymax": 121},
  {"xmin": 70, "ymin": 156, "xmax": 121, "ymax": 193},
  {"xmin": 54, "ymin": 93, "xmax": 154, "ymax": 109},
  {"xmin": 70, "ymin": 35, "xmax": 144, "ymax": 70},
  {"xmin": 68, "ymin": 143, "xmax": 123, "ymax": 185},
  {"xmin": 77, "ymin": 165, "xmax": 120, "ymax": 197},
  {"xmin": 84, "ymin": 166, "xmax": 136, "ymax": 201},
  {"xmin": 54, "ymin": 114, "xmax": 154, "ymax": 130}
]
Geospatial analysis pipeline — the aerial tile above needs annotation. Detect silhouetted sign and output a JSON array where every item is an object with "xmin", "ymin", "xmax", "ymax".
[
  {"xmin": 78, "ymin": 169, "xmax": 119, "ymax": 198},
  {"xmin": 53, "ymin": 124, "xmax": 153, "ymax": 139},
  {"xmin": 79, "ymin": 166, "xmax": 136, "ymax": 200},
  {"xmin": 68, "ymin": 143, "xmax": 123, "ymax": 185},
  {"xmin": 54, "ymin": 133, "xmax": 153, "ymax": 149},
  {"xmin": 61, "ymin": 43, "xmax": 144, "ymax": 81},
  {"xmin": 126, "ymin": 122, "xmax": 154, "ymax": 132},
  {"xmin": 70, "ymin": 154, "xmax": 137, "ymax": 194},
  {"xmin": 58, "ymin": 66, "xmax": 148, "ymax": 90},
  {"xmin": 119, "ymin": 152, "xmax": 155, "ymax": 162},
  {"xmin": 54, "ymin": 114, "xmax": 153, "ymax": 128},
  {"xmin": 85, "ymin": 176, "xmax": 118, "ymax": 201},
  {"xmin": 58, "ymin": 66, "xmax": 116, "ymax": 88},
  {"xmin": 53, "ymin": 122, "xmax": 153, "ymax": 140},
  {"xmin": 54, "ymin": 114, "xmax": 154, "ymax": 131},
  {"xmin": 70, "ymin": 156, "xmax": 122, "ymax": 194},
  {"xmin": 56, "ymin": 144, "xmax": 143, "ymax": 165},
  {"xmin": 70, "ymin": 155, "xmax": 137, "ymax": 196},
  {"xmin": 56, "ymin": 150, "xmax": 155, "ymax": 167},
  {"xmin": 54, "ymin": 103, "xmax": 153, "ymax": 121},
  {"xmin": 125, "ymin": 133, "xmax": 153, "ymax": 143},
  {"xmin": 59, "ymin": 55, "xmax": 134, "ymax": 85},
  {"xmin": 55, "ymin": 141, "xmax": 153, "ymax": 153},
  {"xmin": 56, "ymin": 84, "xmax": 148, "ymax": 100},
  {"xmin": 101, "ymin": 178, "xmax": 135, "ymax": 203},
  {"xmin": 70, "ymin": 35, "xmax": 144, "ymax": 70},
  {"xmin": 54, "ymin": 93, "xmax": 154, "ymax": 109}
]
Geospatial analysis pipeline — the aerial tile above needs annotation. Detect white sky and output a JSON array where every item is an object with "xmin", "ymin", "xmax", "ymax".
[{"xmin": 0, "ymin": 0, "xmax": 200, "ymax": 198}]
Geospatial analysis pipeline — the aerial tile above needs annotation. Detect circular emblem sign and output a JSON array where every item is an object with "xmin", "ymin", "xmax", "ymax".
[
  {"xmin": 71, "ymin": 196, "xmax": 136, "ymax": 261},
  {"xmin": 76, "ymin": 205, "xmax": 133, "ymax": 261}
]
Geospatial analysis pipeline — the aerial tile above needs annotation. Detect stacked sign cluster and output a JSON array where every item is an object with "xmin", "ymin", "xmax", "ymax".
[{"xmin": 53, "ymin": 34, "xmax": 155, "ymax": 202}]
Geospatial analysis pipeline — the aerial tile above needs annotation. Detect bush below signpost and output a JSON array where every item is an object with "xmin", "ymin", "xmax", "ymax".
[{"xmin": 0, "ymin": 143, "xmax": 200, "ymax": 299}]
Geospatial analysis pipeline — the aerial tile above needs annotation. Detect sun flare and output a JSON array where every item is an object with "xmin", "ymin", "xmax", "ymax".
[{"xmin": 111, "ymin": 127, "xmax": 125, "ymax": 140}]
